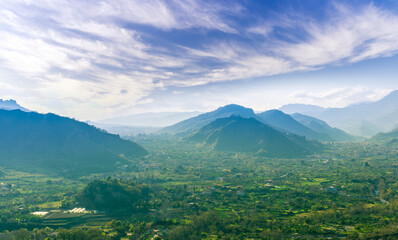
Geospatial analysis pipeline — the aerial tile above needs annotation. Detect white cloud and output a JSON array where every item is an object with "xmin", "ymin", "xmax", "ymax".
[
  {"xmin": 289, "ymin": 86, "xmax": 393, "ymax": 108},
  {"xmin": 1, "ymin": 1, "xmax": 398, "ymax": 119},
  {"xmin": 281, "ymin": 4, "xmax": 398, "ymax": 66}
]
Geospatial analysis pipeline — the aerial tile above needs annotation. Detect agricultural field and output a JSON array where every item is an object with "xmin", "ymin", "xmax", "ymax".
[{"xmin": 0, "ymin": 139, "xmax": 397, "ymax": 239}]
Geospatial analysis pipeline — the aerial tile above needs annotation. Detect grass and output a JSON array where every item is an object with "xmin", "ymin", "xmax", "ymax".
[{"xmin": 35, "ymin": 201, "xmax": 62, "ymax": 209}]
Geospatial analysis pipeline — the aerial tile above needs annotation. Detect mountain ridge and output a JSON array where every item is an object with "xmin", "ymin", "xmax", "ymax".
[
  {"xmin": 278, "ymin": 90, "xmax": 398, "ymax": 137},
  {"xmin": 160, "ymin": 104, "xmax": 256, "ymax": 135},
  {"xmin": 0, "ymin": 99, "xmax": 29, "ymax": 112},
  {"xmin": 0, "ymin": 109, "xmax": 147, "ymax": 176},
  {"xmin": 185, "ymin": 115, "xmax": 323, "ymax": 156}
]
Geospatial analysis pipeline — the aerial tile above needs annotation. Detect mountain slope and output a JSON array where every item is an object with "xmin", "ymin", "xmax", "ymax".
[
  {"xmin": 161, "ymin": 104, "xmax": 256, "ymax": 135},
  {"xmin": 0, "ymin": 99, "xmax": 29, "ymax": 111},
  {"xmin": 186, "ymin": 116, "xmax": 322, "ymax": 156},
  {"xmin": 370, "ymin": 127, "xmax": 398, "ymax": 146},
  {"xmin": 291, "ymin": 113, "xmax": 356, "ymax": 141},
  {"xmin": 256, "ymin": 110, "xmax": 332, "ymax": 141},
  {"xmin": 279, "ymin": 91, "xmax": 398, "ymax": 137},
  {"xmin": 0, "ymin": 110, "xmax": 147, "ymax": 176}
]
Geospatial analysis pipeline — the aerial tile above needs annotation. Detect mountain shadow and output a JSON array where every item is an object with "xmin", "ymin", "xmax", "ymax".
[
  {"xmin": 0, "ymin": 109, "xmax": 148, "ymax": 176},
  {"xmin": 185, "ymin": 116, "xmax": 323, "ymax": 157}
]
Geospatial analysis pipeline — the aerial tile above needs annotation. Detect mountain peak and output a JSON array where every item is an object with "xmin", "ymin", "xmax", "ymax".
[
  {"xmin": 216, "ymin": 104, "xmax": 254, "ymax": 112},
  {"xmin": 0, "ymin": 99, "xmax": 29, "ymax": 111},
  {"xmin": 160, "ymin": 104, "xmax": 256, "ymax": 135},
  {"xmin": 186, "ymin": 115, "xmax": 323, "ymax": 156},
  {"xmin": 381, "ymin": 90, "xmax": 398, "ymax": 100}
]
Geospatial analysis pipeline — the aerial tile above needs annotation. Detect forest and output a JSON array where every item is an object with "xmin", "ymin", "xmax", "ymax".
[{"xmin": 0, "ymin": 137, "xmax": 397, "ymax": 239}]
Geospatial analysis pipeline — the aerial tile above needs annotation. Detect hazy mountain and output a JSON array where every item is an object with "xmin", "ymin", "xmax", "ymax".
[
  {"xmin": 370, "ymin": 127, "xmax": 398, "ymax": 146},
  {"xmin": 185, "ymin": 116, "xmax": 322, "ymax": 156},
  {"xmin": 291, "ymin": 113, "xmax": 357, "ymax": 142},
  {"xmin": 279, "ymin": 91, "xmax": 398, "ymax": 137},
  {"xmin": 99, "ymin": 111, "xmax": 202, "ymax": 127},
  {"xmin": 89, "ymin": 122, "xmax": 161, "ymax": 138},
  {"xmin": 0, "ymin": 99, "xmax": 29, "ymax": 111},
  {"xmin": 279, "ymin": 104, "xmax": 326, "ymax": 115},
  {"xmin": 0, "ymin": 109, "xmax": 147, "ymax": 176},
  {"xmin": 256, "ymin": 110, "xmax": 332, "ymax": 141},
  {"xmin": 161, "ymin": 104, "xmax": 256, "ymax": 135}
]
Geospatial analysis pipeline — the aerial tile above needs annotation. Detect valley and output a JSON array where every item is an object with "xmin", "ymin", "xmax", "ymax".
[
  {"xmin": 2, "ymin": 1, "xmax": 398, "ymax": 239},
  {"xmin": 0, "ymin": 136, "xmax": 397, "ymax": 239}
]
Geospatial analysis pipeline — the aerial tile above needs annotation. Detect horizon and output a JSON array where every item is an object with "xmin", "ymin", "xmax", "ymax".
[
  {"xmin": 2, "ymin": 1, "xmax": 398, "ymax": 237},
  {"xmin": 2, "ymin": 0, "xmax": 398, "ymax": 120},
  {"xmin": 1, "ymin": 88, "xmax": 396, "ymax": 122}
]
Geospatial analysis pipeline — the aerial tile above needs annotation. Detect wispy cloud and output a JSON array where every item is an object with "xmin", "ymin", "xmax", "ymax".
[
  {"xmin": 289, "ymin": 86, "xmax": 392, "ymax": 108},
  {"xmin": 280, "ymin": 3, "xmax": 398, "ymax": 66},
  {"xmin": 0, "ymin": 1, "xmax": 398, "ymax": 118}
]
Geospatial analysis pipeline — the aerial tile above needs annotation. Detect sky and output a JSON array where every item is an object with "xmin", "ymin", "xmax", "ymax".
[{"xmin": 1, "ymin": 0, "xmax": 398, "ymax": 120}]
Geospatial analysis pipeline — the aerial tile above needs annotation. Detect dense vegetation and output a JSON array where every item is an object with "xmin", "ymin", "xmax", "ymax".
[
  {"xmin": 0, "ymin": 136, "xmax": 397, "ymax": 239},
  {"xmin": 0, "ymin": 109, "xmax": 147, "ymax": 176},
  {"xmin": 76, "ymin": 178, "xmax": 151, "ymax": 212},
  {"xmin": 186, "ymin": 116, "xmax": 322, "ymax": 156}
]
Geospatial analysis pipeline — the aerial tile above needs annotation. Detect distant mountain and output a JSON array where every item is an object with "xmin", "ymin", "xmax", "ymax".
[
  {"xmin": 279, "ymin": 104, "xmax": 326, "ymax": 115},
  {"xmin": 89, "ymin": 122, "xmax": 161, "ymax": 138},
  {"xmin": 280, "ymin": 91, "xmax": 398, "ymax": 137},
  {"xmin": 0, "ymin": 99, "xmax": 29, "ymax": 111},
  {"xmin": 161, "ymin": 104, "xmax": 256, "ymax": 135},
  {"xmin": 0, "ymin": 109, "xmax": 147, "ymax": 176},
  {"xmin": 99, "ymin": 111, "xmax": 202, "ymax": 127},
  {"xmin": 185, "ymin": 116, "xmax": 322, "ymax": 156},
  {"xmin": 291, "ymin": 113, "xmax": 357, "ymax": 142},
  {"xmin": 256, "ymin": 110, "xmax": 332, "ymax": 141},
  {"xmin": 370, "ymin": 127, "xmax": 398, "ymax": 146}
]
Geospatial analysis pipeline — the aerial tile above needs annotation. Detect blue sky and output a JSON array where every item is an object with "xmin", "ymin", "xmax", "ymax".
[{"xmin": 1, "ymin": 0, "xmax": 398, "ymax": 120}]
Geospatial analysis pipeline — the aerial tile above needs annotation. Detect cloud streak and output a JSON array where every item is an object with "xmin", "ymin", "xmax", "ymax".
[{"xmin": 0, "ymin": 1, "xmax": 398, "ymax": 118}]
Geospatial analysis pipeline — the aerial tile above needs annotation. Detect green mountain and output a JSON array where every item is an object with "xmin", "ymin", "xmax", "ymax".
[
  {"xmin": 185, "ymin": 116, "xmax": 323, "ymax": 156},
  {"xmin": 160, "ymin": 104, "xmax": 256, "ymax": 135},
  {"xmin": 257, "ymin": 110, "xmax": 332, "ymax": 141},
  {"xmin": 370, "ymin": 127, "xmax": 398, "ymax": 146},
  {"xmin": 0, "ymin": 109, "xmax": 147, "ymax": 176},
  {"xmin": 76, "ymin": 178, "xmax": 151, "ymax": 212},
  {"xmin": 291, "ymin": 113, "xmax": 356, "ymax": 142}
]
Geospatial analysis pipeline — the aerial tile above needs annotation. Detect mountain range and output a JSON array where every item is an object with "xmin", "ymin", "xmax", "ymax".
[
  {"xmin": 0, "ymin": 109, "xmax": 147, "ymax": 176},
  {"xmin": 160, "ymin": 104, "xmax": 256, "ymax": 135},
  {"xmin": 0, "ymin": 99, "xmax": 29, "ymax": 111},
  {"xmin": 280, "ymin": 90, "xmax": 398, "ymax": 137},
  {"xmin": 257, "ymin": 110, "xmax": 332, "ymax": 141},
  {"xmin": 186, "ymin": 116, "xmax": 323, "ymax": 156},
  {"xmin": 161, "ymin": 104, "xmax": 353, "ymax": 142},
  {"xmin": 291, "ymin": 113, "xmax": 357, "ymax": 142}
]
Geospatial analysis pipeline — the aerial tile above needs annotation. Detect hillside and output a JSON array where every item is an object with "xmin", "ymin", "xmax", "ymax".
[
  {"xmin": 186, "ymin": 116, "xmax": 322, "ymax": 156},
  {"xmin": 280, "ymin": 91, "xmax": 398, "ymax": 137},
  {"xmin": 370, "ymin": 127, "xmax": 398, "ymax": 146},
  {"xmin": 76, "ymin": 178, "xmax": 151, "ymax": 212},
  {"xmin": 161, "ymin": 104, "xmax": 256, "ymax": 135},
  {"xmin": 256, "ymin": 110, "xmax": 332, "ymax": 141},
  {"xmin": 291, "ymin": 113, "xmax": 356, "ymax": 142},
  {"xmin": 0, "ymin": 110, "xmax": 147, "ymax": 176},
  {"xmin": 0, "ymin": 99, "xmax": 29, "ymax": 111}
]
